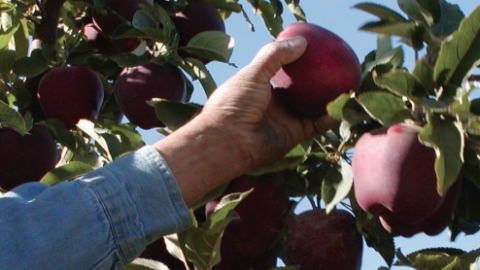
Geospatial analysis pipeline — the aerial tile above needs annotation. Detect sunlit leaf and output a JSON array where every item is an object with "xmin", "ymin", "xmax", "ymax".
[
  {"xmin": 181, "ymin": 31, "xmax": 234, "ymax": 63},
  {"xmin": 357, "ymin": 91, "xmax": 412, "ymax": 125},
  {"xmin": 0, "ymin": 100, "xmax": 28, "ymax": 134},
  {"xmin": 353, "ymin": 2, "xmax": 407, "ymax": 22},
  {"xmin": 147, "ymin": 99, "xmax": 201, "ymax": 131},
  {"xmin": 40, "ymin": 161, "xmax": 94, "ymax": 186}
]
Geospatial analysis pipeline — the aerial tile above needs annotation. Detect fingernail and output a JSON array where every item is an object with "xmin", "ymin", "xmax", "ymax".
[{"xmin": 285, "ymin": 36, "xmax": 307, "ymax": 51}]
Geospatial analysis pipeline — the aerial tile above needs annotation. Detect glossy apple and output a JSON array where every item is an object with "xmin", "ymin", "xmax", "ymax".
[
  {"xmin": 284, "ymin": 208, "xmax": 363, "ymax": 270},
  {"xmin": 205, "ymin": 174, "xmax": 293, "ymax": 258},
  {"xmin": 172, "ymin": 1, "xmax": 226, "ymax": 64},
  {"xmin": 83, "ymin": 23, "xmax": 124, "ymax": 56},
  {"xmin": 113, "ymin": 62, "xmax": 186, "ymax": 129},
  {"xmin": 353, "ymin": 124, "xmax": 446, "ymax": 227},
  {"xmin": 271, "ymin": 22, "xmax": 361, "ymax": 117},
  {"xmin": 0, "ymin": 125, "xmax": 58, "ymax": 191},
  {"xmin": 37, "ymin": 66, "xmax": 104, "ymax": 129},
  {"xmin": 92, "ymin": 0, "xmax": 148, "ymax": 52}
]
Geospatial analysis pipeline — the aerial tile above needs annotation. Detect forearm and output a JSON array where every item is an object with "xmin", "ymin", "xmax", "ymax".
[
  {"xmin": 0, "ymin": 146, "xmax": 192, "ymax": 270},
  {"xmin": 153, "ymin": 114, "xmax": 251, "ymax": 206}
]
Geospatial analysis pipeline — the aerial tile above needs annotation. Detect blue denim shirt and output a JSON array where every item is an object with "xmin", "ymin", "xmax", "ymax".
[{"xmin": 0, "ymin": 146, "xmax": 193, "ymax": 270}]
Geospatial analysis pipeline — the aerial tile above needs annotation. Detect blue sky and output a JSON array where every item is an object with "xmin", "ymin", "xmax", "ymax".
[{"xmin": 140, "ymin": 1, "xmax": 480, "ymax": 269}]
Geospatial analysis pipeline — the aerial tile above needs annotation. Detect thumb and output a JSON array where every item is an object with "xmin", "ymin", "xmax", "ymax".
[{"xmin": 239, "ymin": 36, "xmax": 307, "ymax": 83}]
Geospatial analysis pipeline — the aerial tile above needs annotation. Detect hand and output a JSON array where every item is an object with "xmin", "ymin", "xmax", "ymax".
[
  {"xmin": 154, "ymin": 36, "xmax": 337, "ymax": 205},
  {"xmin": 201, "ymin": 36, "xmax": 337, "ymax": 170}
]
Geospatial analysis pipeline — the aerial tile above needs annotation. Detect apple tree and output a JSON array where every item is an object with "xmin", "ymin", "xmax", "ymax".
[{"xmin": 1, "ymin": 0, "xmax": 480, "ymax": 269}]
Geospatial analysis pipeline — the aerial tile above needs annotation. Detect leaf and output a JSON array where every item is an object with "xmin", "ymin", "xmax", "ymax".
[
  {"xmin": 443, "ymin": 248, "xmax": 480, "ymax": 270},
  {"xmin": 163, "ymin": 234, "xmax": 191, "ymax": 270},
  {"xmin": 178, "ymin": 190, "xmax": 252, "ymax": 270},
  {"xmin": 250, "ymin": 0, "xmax": 283, "ymax": 37},
  {"xmin": 433, "ymin": 0, "xmax": 464, "ymax": 37},
  {"xmin": 357, "ymin": 91, "xmax": 412, "ymax": 126},
  {"xmin": 359, "ymin": 20, "xmax": 416, "ymax": 38},
  {"xmin": 45, "ymin": 118, "xmax": 77, "ymax": 152},
  {"xmin": 416, "ymin": 0, "xmax": 441, "ymax": 23},
  {"xmin": 248, "ymin": 143, "xmax": 306, "ymax": 176},
  {"xmin": 123, "ymin": 258, "xmax": 169, "ymax": 270},
  {"xmin": 284, "ymin": 0, "xmax": 306, "ymax": 22},
  {"xmin": 395, "ymin": 247, "xmax": 470, "ymax": 269},
  {"xmin": 13, "ymin": 17, "xmax": 29, "ymax": 59},
  {"xmin": 0, "ymin": 49, "xmax": 16, "ymax": 73},
  {"xmin": 182, "ymin": 58, "xmax": 217, "ymax": 97},
  {"xmin": 132, "ymin": 10, "xmax": 157, "ymax": 29},
  {"xmin": 324, "ymin": 161, "xmax": 354, "ymax": 214},
  {"xmin": 327, "ymin": 93, "xmax": 351, "ymax": 121},
  {"xmin": 0, "ymin": 10, "xmax": 20, "ymax": 50},
  {"xmin": 181, "ymin": 31, "xmax": 234, "ymax": 63},
  {"xmin": 418, "ymin": 113, "xmax": 464, "ymax": 195},
  {"xmin": 40, "ymin": 161, "xmax": 94, "ymax": 186},
  {"xmin": 190, "ymin": 182, "xmax": 229, "ymax": 211},
  {"xmin": 0, "ymin": 100, "xmax": 28, "ymax": 134},
  {"xmin": 12, "ymin": 57, "xmax": 50, "ymax": 78},
  {"xmin": 209, "ymin": 0, "xmax": 242, "ymax": 13},
  {"xmin": 434, "ymin": 5, "xmax": 480, "ymax": 89},
  {"xmin": 353, "ymin": 2, "xmax": 407, "ymax": 22},
  {"xmin": 412, "ymin": 58, "xmax": 434, "ymax": 93},
  {"xmin": 110, "ymin": 123, "xmax": 145, "ymax": 152},
  {"xmin": 109, "ymin": 52, "xmax": 152, "ymax": 68},
  {"xmin": 373, "ymin": 69, "xmax": 428, "ymax": 103},
  {"xmin": 397, "ymin": 0, "xmax": 435, "ymax": 26},
  {"xmin": 147, "ymin": 99, "xmax": 201, "ymax": 131},
  {"xmin": 77, "ymin": 119, "xmax": 113, "ymax": 161}
]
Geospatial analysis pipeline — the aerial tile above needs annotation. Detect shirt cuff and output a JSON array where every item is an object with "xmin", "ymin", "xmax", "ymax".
[{"xmin": 80, "ymin": 145, "xmax": 193, "ymax": 265}]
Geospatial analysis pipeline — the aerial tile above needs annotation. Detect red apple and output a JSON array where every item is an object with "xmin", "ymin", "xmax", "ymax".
[
  {"xmin": 284, "ymin": 209, "xmax": 363, "ymax": 270},
  {"xmin": 211, "ymin": 248, "xmax": 277, "ymax": 270},
  {"xmin": 113, "ymin": 62, "xmax": 186, "ymax": 129},
  {"xmin": 37, "ymin": 66, "xmax": 104, "ymax": 130},
  {"xmin": 352, "ymin": 124, "xmax": 443, "ymax": 227},
  {"xmin": 271, "ymin": 22, "xmax": 361, "ymax": 117},
  {"xmin": 172, "ymin": 1, "xmax": 226, "ymax": 64},
  {"xmin": 0, "ymin": 125, "xmax": 58, "ymax": 191},
  {"xmin": 92, "ymin": 0, "xmax": 148, "ymax": 52},
  {"xmin": 205, "ymin": 174, "xmax": 293, "ymax": 258}
]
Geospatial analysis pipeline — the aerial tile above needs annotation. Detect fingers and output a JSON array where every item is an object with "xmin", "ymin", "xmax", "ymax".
[
  {"xmin": 238, "ymin": 36, "xmax": 308, "ymax": 83},
  {"xmin": 304, "ymin": 115, "xmax": 338, "ymax": 139}
]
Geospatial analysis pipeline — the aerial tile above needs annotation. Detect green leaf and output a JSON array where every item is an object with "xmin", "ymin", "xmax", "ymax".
[
  {"xmin": 324, "ymin": 161, "xmax": 354, "ymax": 214},
  {"xmin": 359, "ymin": 20, "xmax": 416, "ymax": 38},
  {"xmin": 284, "ymin": 0, "xmax": 306, "ymax": 22},
  {"xmin": 209, "ymin": 0, "xmax": 242, "ymax": 12},
  {"xmin": 248, "ymin": 143, "xmax": 306, "ymax": 176},
  {"xmin": 363, "ymin": 46, "xmax": 404, "ymax": 76},
  {"xmin": 77, "ymin": 119, "xmax": 113, "ymax": 161},
  {"xmin": 0, "ymin": 11, "xmax": 20, "ymax": 50},
  {"xmin": 416, "ymin": 0, "xmax": 441, "ymax": 24},
  {"xmin": 40, "ymin": 161, "xmax": 94, "ymax": 186},
  {"xmin": 0, "ymin": 100, "xmax": 28, "ymax": 134},
  {"xmin": 250, "ymin": 0, "xmax": 283, "ymax": 37},
  {"xmin": 353, "ymin": 2, "xmax": 407, "ymax": 22},
  {"xmin": 181, "ymin": 31, "xmax": 234, "ymax": 63},
  {"xmin": 178, "ymin": 190, "xmax": 252, "ymax": 270},
  {"xmin": 12, "ymin": 57, "xmax": 50, "ymax": 78},
  {"xmin": 394, "ymin": 248, "xmax": 468, "ymax": 269},
  {"xmin": 13, "ymin": 17, "xmax": 29, "ymax": 59},
  {"xmin": 397, "ymin": 0, "xmax": 435, "ymax": 26},
  {"xmin": 110, "ymin": 52, "xmax": 152, "ymax": 68},
  {"xmin": 110, "ymin": 123, "xmax": 145, "ymax": 152},
  {"xmin": 418, "ymin": 114, "xmax": 464, "ymax": 195},
  {"xmin": 123, "ymin": 258, "xmax": 168, "ymax": 270},
  {"xmin": 147, "ymin": 99, "xmax": 201, "ymax": 131},
  {"xmin": 45, "ymin": 118, "xmax": 77, "ymax": 152},
  {"xmin": 0, "ymin": 49, "xmax": 16, "ymax": 73},
  {"xmin": 327, "ymin": 93, "xmax": 351, "ymax": 120},
  {"xmin": 373, "ymin": 69, "xmax": 427, "ymax": 103},
  {"xmin": 433, "ymin": 0, "xmax": 464, "ymax": 37},
  {"xmin": 190, "ymin": 182, "xmax": 229, "ymax": 211},
  {"xmin": 443, "ymin": 248, "xmax": 480, "ymax": 270},
  {"xmin": 182, "ymin": 58, "xmax": 217, "ymax": 97},
  {"xmin": 434, "ymin": 5, "xmax": 480, "ymax": 89},
  {"xmin": 412, "ymin": 58, "xmax": 434, "ymax": 93},
  {"xmin": 357, "ymin": 91, "xmax": 412, "ymax": 126},
  {"xmin": 132, "ymin": 10, "xmax": 157, "ymax": 29}
]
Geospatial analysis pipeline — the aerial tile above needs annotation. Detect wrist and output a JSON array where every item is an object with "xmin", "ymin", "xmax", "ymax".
[{"xmin": 152, "ymin": 114, "xmax": 249, "ymax": 206}]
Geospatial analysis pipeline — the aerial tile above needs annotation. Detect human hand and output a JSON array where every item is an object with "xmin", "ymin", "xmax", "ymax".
[
  {"xmin": 154, "ymin": 36, "xmax": 337, "ymax": 205},
  {"xmin": 200, "ymin": 36, "xmax": 337, "ymax": 171}
]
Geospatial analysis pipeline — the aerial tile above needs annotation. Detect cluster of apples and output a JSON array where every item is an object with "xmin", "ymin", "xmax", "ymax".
[{"xmin": 0, "ymin": 1, "xmax": 225, "ymax": 192}]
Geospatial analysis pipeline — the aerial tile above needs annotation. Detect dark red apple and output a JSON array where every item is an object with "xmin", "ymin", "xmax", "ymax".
[
  {"xmin": 140, "ymin": 237, "xmax": 185, "ymax": 270},
  {"xmin": 92, "ymin": 0, "xmax": 148, "ymax": 52},
  {"xmin": 83, "ymin": 23, "xmax": 124, "ymax": 56},
  {"xmin": 172, "ymin": 1, "xmax": 226, "ymax": 64},
  {"xmin": 211, "ymin": 248, "xmax": 277, "ymax": 270},
  {"xmin": 284, "ymin": 209, "xmax": 363, "ymax": 270},
  {"xmin": 113, "ymin": 62, "xmax": 186, "ymax": 129},
  {"xmin": 205, "ymin": 174, "xmax": 293, "ymax": 258},
  {"xmin": 352, "ymin": 124, "xmax": 443, "ymax": 227},
  {"xmin": 37, "ymin": 66, "xmax": 104, "ymax": 130},
  {"xmin": 0, "ymin": 125, "xmax": 58, "ymax": 191},
  {"xmin": 271, "ymin": 22, "xmax": 361, "ymax": 117}
]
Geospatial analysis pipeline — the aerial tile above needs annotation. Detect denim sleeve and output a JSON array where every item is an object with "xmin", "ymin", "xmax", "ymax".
[{"xmin": 0, "ymin": 145, "xmax": 193, "ymax": 270}]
